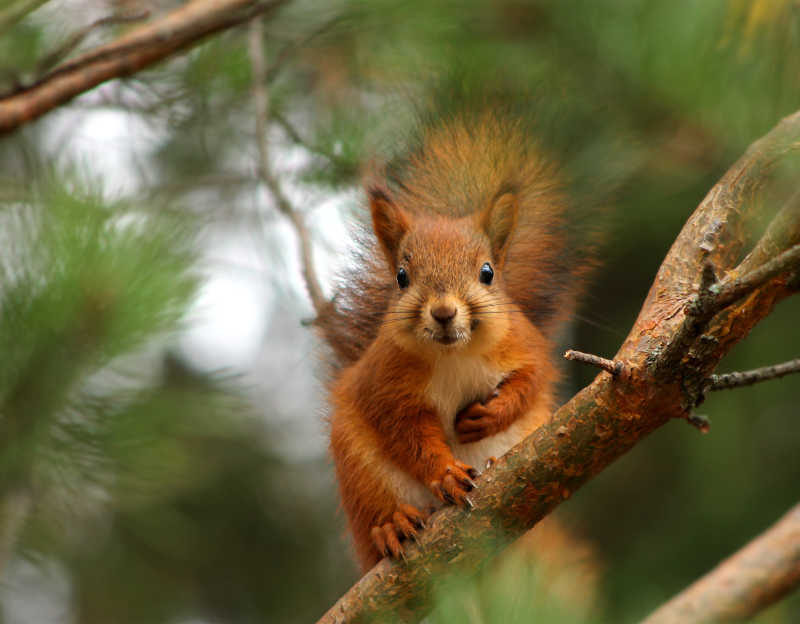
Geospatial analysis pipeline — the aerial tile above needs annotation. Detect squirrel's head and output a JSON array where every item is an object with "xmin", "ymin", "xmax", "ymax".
[{"xmin": 369, "ymin": 186, "xmax": 518, "ymax": 356}]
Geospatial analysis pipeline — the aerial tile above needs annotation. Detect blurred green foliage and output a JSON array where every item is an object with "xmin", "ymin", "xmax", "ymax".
[{"xmin": 0, "ymin": 0, "xmax": 799, "ymax": 622}]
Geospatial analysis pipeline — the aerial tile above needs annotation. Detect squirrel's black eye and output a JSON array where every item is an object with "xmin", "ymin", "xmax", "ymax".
[
  {"xmin": 479, "ymin": 262, "xmax": 494, "ymax": 285},
  {"xmin": 396, "ymin": 267, "xmax": 409, "ymax": 288}
]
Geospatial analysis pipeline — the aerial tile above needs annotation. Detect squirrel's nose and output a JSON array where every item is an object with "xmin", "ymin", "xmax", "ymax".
[{"xmin": 431, "ymin": 303, "xmax": 457, "ymax": 325}]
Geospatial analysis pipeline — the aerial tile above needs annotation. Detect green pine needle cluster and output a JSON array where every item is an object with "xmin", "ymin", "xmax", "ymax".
[{"xmin": 0, "ymin": 177, "xmax": 196, "ymax": 515}]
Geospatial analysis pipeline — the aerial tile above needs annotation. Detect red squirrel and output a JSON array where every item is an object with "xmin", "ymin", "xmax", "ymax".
[{"xmin": 319, "ymin": 110, "xmax": 585, "ymax": 571}]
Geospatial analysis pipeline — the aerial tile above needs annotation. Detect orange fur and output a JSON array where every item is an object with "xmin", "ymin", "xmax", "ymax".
[{"xmin": 322, "ymin": 111, "xmax": 582, "ymax": 572}]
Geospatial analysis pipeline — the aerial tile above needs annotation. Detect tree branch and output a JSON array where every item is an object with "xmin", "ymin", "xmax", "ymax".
[
  {"xmin": 710, "ymin": 243, "xmax": 800, "ymax": 311},
  {"xmin": 0, "ymin": 0, "xmax": 290, "ymax": 135},
  {"xmin": 272, "ymin": 110, "xmax": 351, "ymax": 169},
  {"xmin": 642, "ymin": 502, "xmax": 800, "ymax": 624},
  {"xmin": 738, "ymin": 187, "xmax": 800, "ymax": 273},
  {"xmin": 563, "ymin": 349, "xmax": 623, "ymax": 375},
  {"xmin": 650, "ymin": 111, "xmax": 800, "ymax": 405},
  {"xmin": 33, "ymin": 10, "xmax": 151, "ymax": 79},
  {"xmin": 707, "ymin": 358, "xmax": 800, "ymax": 391},
  {"xmin": 314, "ymin": 111, "xmax": 800, "ymax": 624},
  {"xmin": 263, "ymin": 13, "xmax": 341, "ymax": 84},
  {"xmin": 248, "ymin": 18, "xmax": 328, "ymax": 318}
]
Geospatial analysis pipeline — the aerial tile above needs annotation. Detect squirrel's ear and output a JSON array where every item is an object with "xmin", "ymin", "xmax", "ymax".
[
  {"xmin": 369, "ymin": 187, "xmax": 409, "ymax": 269},
  {"xmin": 480, "ymin": 191, "xmax": 518, "ymax": 264}
]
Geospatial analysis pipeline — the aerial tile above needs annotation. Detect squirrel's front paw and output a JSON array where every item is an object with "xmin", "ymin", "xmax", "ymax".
[
  {"xmin": 371, "ymin": 504, "xmax": 428, "ymax": 561},
  {"xmin": 455, "ymin": 400, "xmax": 505, "ymax": 443},
  {"xmin": 429, "ymin": 461, "xmax": 478, "ymax": 508}
]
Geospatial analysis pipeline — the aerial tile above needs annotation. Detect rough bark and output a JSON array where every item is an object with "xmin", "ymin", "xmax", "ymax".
[
  {"xmin": 642, "ymin": 503, "xmax": 800, "ymax": 624},
  {"xmin": 0, "ymin": 0, "xmax": 288, "ymax": 135},
  {"xmin": 316, "ymin": 110, "xmax": 800, "ymax": 624}
]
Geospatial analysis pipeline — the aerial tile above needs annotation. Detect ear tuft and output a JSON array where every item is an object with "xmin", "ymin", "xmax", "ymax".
[
  {"xmin": 480, "ymin": 190, "xmax": 518, "ymax": 264},
  {"xmin": 369, "ymin": 187, "xmax": 410, "ymax": 270}
]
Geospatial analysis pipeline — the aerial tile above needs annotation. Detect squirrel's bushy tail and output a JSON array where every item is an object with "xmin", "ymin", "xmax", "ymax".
[{"xmin": 318, "ymin": 107, "xmax": 593, "ymax": 372}]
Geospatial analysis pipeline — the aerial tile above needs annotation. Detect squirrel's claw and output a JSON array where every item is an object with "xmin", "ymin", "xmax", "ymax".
[
  {"xmin": 371, "ymin": 522, "xmax": 403, "ymax": 560},
  {"xmin": 430, "ymin": 461, "xmax": 479, "ymax": 508},
  {"xmin": 371, "ymin": 504, "xmax": 429, "ymax": 563}
]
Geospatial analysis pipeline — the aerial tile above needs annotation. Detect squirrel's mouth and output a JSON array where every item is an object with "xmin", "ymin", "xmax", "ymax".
[{"xmin": 425, "ymin": 327, "xmax": 468, "ymax": 346}]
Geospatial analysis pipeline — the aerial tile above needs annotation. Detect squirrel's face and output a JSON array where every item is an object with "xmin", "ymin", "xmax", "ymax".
[{"xmin": 370, "ymin": 188, "xmax": 518, "ymax": 356}]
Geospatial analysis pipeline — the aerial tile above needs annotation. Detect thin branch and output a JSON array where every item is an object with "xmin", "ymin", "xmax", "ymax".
[
  {"xmin": 248, "ymin": 18, "xmax": 328, "ymax": 318},
  {"xmin": 683, "ymin": 240, "xmax": 800, "ymax": 328},
  {"xmin": 34, "ymin": 10, "xmax": 151, "ymax": 78},
  {"xmin": 738, "ymin": 188, "xmax": 800, "ymax": 273},
  {"xmin": 563, "ymin": 349, "xmax": 623, "ymax": 376},
  {"xmin": 263, "ymin": 14, "xmax": 341, "ymax": 84},
  {"xmin": 642, "ymin": 502, "xmax": 800, "ymax": 624},
  {"xmin": 315, "ymin": 108, "xmax": 800, "ymax": 624},
  {"xmin": 271, "ymin": 110, "xmax": 306, "ymax": 144},
  {"xmin": 685, "ymin": 412, "xmax": 711, "ymax": 433},
  {"xmin": 272, "ymin": 110, "xmax": 347, "ymax": 166},
  {"xmin": 707, "ymin": 358, "xmax": 800, "ymax": 391},
  {"xmin": 0, "ymin": 0, "xmax": 290, "ymax": 135},
  {"xmin": 711, "ymin": 242, "xmax": 800, "ymax": 311}
]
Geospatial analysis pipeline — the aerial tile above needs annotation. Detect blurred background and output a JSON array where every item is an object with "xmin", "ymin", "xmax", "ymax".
[{"xmin": 0, "ymin": 0, "xmax": 799, "ymax": 622}]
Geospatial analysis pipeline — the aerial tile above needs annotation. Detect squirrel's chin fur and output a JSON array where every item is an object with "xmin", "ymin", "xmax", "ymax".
[
  {"xmin": 384, "ymin": 280, "xmax": 515, "ymax": 359},
  {"xmin": 388, "ymin": 312, "xmax": 511, "ymax": 360}
]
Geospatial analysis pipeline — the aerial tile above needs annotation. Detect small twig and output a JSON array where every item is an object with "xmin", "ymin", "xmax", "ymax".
[
  {"xmin": 685, "ymin": 412, "xmax": 710, "ymax": 433},
  {"xmin": 264, "ymin": 14, "xmax": 341, "ymax": 84},
  {"xmin": 564, "ymin": 350, "xmax": 623, "ymax": 376},
  {"xmin": 272, "ymin": 110, "xmax": 306, "ymax": 144},
  {"xmin": 34, "ymin": 11, "xmax": 151, "ymax": 78},
  {"xmin": 707, "ymin": 358, "xmax": 800, "ymax": 391},
  {"xmin": 248, "ymin": 19, "xmax": 328, "ymax": 318},
  {"xmin": 712, "ymin": 242, "xmax": 800, "ymax": 311},
  {"xmin": 272, "ymin": 110, "xmax": 348, "ymax": 166}
]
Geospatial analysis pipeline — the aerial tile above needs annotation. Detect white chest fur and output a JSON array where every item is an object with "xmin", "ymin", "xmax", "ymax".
[
  {"xmin": 385, "ymin": 353, "xmax": 542, "ymax": 510},
  {"xmin": 426, "ymin": 353, "xmax": 534, "ymax": 469},
  {"xmin": 426, "ymin": 354, "xmax": 504, "ymax": 443}
]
